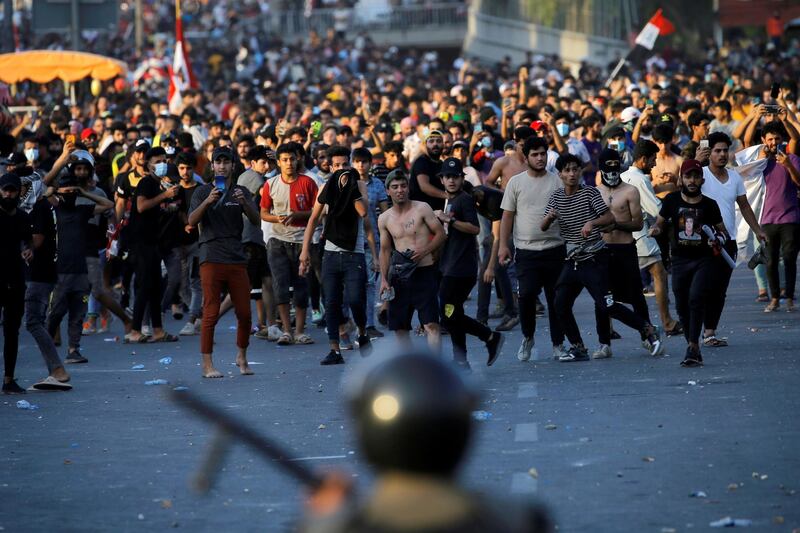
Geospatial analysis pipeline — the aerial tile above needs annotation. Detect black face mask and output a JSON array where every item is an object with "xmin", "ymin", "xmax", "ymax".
[
  {"xmin": 682, "ymin": 185, "xmax": 702, "ymax": 197},
  {"xmin": 0, "ymin": 196, "xmax": 18, "ymax": 211}
]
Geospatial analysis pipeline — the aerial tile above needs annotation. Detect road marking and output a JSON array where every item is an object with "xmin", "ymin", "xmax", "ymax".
[
  {"xmin": 288, "ymin": 455, "xmax": 348, "ymax": 462},
  {"xmin": 510, "ymin": 472, "xmax": 538, "ymax": 494},
  {"xmin": 514, "ymin": 423, "xmax": 538, "ymax": 442},
  {"xmin": 517, "ymin": 382, "xmax": 537, "ymax": 398}
]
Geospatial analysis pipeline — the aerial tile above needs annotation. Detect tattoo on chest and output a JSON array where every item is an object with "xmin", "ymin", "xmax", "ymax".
[{"xmin": 402, "ymin": 218, "xmax": 415, "ymax": 231}]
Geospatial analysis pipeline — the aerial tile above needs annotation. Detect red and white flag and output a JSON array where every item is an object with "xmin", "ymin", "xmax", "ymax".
[
  {"xmin": 168, "ymin": 0, "xmax": 197, "ymax": 114},
  {"xmin": 634, "ymin": 9, "xmax": 675, "ymax": 50}
]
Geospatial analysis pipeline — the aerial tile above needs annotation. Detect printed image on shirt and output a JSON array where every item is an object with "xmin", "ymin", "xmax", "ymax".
[{"xmin": 677, "ymin": 207, "xmax": 703, "ymax": 244}]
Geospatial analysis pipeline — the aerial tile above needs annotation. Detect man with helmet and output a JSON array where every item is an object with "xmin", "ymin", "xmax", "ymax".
[
  {"xmin": 45, "ymin": 153, "xmax": 114, "ymax": 365},
  {"xmin": 594, "ymin": 148, "xmax": 657, "ymax": 359},
  {"xmin": 301, "ymin": 352, "xmax": 551, "ymax": 532}
]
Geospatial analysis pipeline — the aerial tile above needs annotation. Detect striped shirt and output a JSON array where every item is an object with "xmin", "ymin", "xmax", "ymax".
[{"xmin": 546, "ymin": 186, "xmax": 608, "ymax": 245}]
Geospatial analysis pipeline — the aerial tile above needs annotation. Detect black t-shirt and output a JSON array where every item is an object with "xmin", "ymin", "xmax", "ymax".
[
  {"xmin": 189, "ymin": 183, "xmax": 252, "ymax": 265},
  {"xmin": 29, "ymin": 198, "xmax": 58, "ymax": 283},
  {"xmin": 157, "ymin": 180, "xmax": 187, "ymax": 251},
  {"xmin": 55, "ymin": 204, "xmax": 94, "ymax": 274},
  {"xmin": 409, "ymin": 154, "xmax": 444, "ymax": 211},
  {"xmin": 180, "ymin": 183, "xmax": 200, "ymax": 245},
  {"xmin": 440, "ymin": 191, "xmax": 479, "ymax": 278},
  {"xmin": 659, "ymin": 192, "xmax": 723, "ymax": 260},
  {"xmin": 0, "ymin": 207, "xmax": 32, "ymax": 282},
  {"xmin": 128, "ymin": 175, "xmax": 162, "ymax": 246},
  {"xmin": 474, "ymin": 185, "xmax": 504, "ymax": 221}
]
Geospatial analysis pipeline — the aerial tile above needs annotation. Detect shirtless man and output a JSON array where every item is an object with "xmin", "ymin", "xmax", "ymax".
[
  {"xmin": 594, "ymin": 149, "xmax": 656, "ymax": 358},
  {"xmin": 485, "ymin": 126, "xmax": 536, "ymax": 190},
  {"xmin": 378, "ymin": 170, "xmax": 446, "ymax": 351}
]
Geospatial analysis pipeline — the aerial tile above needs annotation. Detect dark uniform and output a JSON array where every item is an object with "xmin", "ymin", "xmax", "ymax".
[{"xmin": 301, "ymin": 353, "xmax": 551, "ymax": 533}]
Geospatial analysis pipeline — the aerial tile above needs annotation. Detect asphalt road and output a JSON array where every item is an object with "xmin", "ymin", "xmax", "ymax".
[{"xmin": 2, "ymin": 268, "xmax": 799, "ymax": 532}]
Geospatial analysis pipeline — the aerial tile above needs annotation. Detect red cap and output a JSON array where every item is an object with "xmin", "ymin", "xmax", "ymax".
[
  {"xmin": 80, "ymin": 128, "xmax": 96, "ymax": 141},
  {"xmin": 530, "ymin": 120, "xmax": 549, "ymax": 132},
  {"xmin": 680, "ymin": 159, "xmax": 703, "ymax": 176}
]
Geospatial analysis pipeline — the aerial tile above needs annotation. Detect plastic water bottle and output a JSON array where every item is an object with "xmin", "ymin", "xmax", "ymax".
[
  {"xmin": 144, "ymin": 379, "xmax": 169, "ymax": 386},
  {"xmin": 158, "ymin": 357, "xmax": 172, "ymax": 365},
  {"xmin": 16, "ymin": 400, "xmax": 39, "ymax": 410}
]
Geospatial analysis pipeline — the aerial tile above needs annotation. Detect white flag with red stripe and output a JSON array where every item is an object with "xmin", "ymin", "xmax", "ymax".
[
  {"xmin": 168, "ymin": 0, "xmax": 197, "ymax": 114},
  {"xmin": 634, "ymin": 9, "xmax": 675, "ymax": 50}
]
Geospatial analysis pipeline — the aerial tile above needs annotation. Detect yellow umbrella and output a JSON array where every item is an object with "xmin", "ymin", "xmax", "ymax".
[{"xmin": 0, "ymin": 50, "xmax": 127, "ymax": 84}]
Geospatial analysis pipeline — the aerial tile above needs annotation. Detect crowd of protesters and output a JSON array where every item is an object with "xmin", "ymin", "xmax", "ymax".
[{"xmin": 1, "ymin": 13, "xmax": 799, "ymax": 390}]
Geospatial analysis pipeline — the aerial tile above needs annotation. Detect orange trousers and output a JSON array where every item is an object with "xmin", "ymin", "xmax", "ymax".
[{"xmin": 200, "ymin": 262, "xmax": 251, "ymax": 354}]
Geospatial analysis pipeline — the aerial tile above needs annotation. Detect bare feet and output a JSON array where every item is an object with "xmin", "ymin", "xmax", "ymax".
[
  {"xmin": 201, "ymin": 353, "xmax": 223, "ymax": 378},
  {"xmin": 236, "ymin": 352, "xmax": 253, "ymax": 376},
  {"xmin": 786, "ymin": 298, "xmax": 795, "ymax": 312},
  {"xmin": 764, "ymin": 299, "xmax": 780, "ymax": 312},
  {"xmin": 52, "ymin": 366, "xmax": 70, "ymax": 383},
  {"xmin": 202, "ymin": 367, "xmax": 224, "ymax": 378}
]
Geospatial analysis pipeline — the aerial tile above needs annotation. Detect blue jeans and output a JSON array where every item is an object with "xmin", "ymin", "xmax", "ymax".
[
  {"xmin": 322, "ymin": 251, "xmax": 367, "ymax": 343},
  {"xmin": 364, "ymin": 248, "xmax": 379, "ymax": 328}
]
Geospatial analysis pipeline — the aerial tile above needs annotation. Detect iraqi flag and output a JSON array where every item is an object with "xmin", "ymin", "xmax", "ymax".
[
  {"xmin": 168, "ymin": 0, "xmax": 198, "ymax": 114},
  {"xmin": 634, "ymin": 9, "xmax": 675, "ymax": 50}
]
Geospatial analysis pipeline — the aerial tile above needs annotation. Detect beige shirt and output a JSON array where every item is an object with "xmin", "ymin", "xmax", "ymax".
[{"xmin": 500, "ymin": 170, "xmax": 564, "ymax": 251}]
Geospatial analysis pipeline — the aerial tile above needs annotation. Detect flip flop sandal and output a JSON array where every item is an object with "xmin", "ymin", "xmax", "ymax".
[
  {"xmin": 29, "ymin": 376, "xmax": 73, "ymax": 391},
  {"xmin": 664, "ymin": 323, "xmax": 684, "ymax": 336},
  {"xmin": 294, "ymin": 334, "xmax": 314, "ymax": 345},
  {"xmin": 703, "ymin": 335, "xmax": 728, "ymax": 347},
  {"xmin": 764, "ymin": 303, "xmax": 780, "ymax": 313},
  {"xmin": 277, "ymin": 333, "xmax": 294, "ymax": 346},
  {"xmin": 124, "ymin": 334, "xmax": 151, "ymax": 344},
  {"xmin": 147, "ymin": 333, "xmax": 179, "ymax": 343}
]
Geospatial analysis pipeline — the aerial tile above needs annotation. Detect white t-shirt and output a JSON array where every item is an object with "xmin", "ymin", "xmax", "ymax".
[
  {"xmin": 500, "ymin": 170, "xmax": 564, "ymax": 251},
  {"xmin": 702, "ymin": 167, "xmax": 746, "ymax": 237},
  {"xmin": 621, "ymin": 166, "xmax": 661, "ymax": 258}
]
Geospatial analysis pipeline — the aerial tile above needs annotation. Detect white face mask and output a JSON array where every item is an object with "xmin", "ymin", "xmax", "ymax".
[
  {"xmin": 154, "ymin": 162, "xmax": 168, "ymax": 177},
  {"xmin": 556, "ymin": 123, "xmax": 570, "ymax": 137},
  {"xmin": 24, "ymin": 148, "xmax": 39, "ymax": 162}
]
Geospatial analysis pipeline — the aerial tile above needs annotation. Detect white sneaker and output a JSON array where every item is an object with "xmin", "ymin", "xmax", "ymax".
[
  {"xmin": 552, "ymin": 344, "xmax": 567, "ymax": 360},
  {"xmin": 179, "ymin": 321, "xmax": 196, "ymax": 336},
  {"xmin": 517, "ymin": 337, "xmax": 535, "ymax": 361},
  {"xmin": 592, "ymin": 344, "xmax": 612, "ymax": 359},
  {"xmin": 141, "ymin": 325, "xmax": 153, "ymax": 337},
  {"xmin": 267, "ymin": 324, "xmax": 283, "ymax": 342}
]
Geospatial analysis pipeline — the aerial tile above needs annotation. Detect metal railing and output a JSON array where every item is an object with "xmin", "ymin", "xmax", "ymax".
[
  {"xmin": 478, "ymin": 0, "xmax": 634, "ymax": 41},
  {"xmin": 259, "ymin": 3, "xmax": 468, "ymax": 36}
]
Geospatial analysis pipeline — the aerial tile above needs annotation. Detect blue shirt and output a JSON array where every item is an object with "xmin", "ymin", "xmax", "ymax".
[{"xmin": 363, "ymin": 176, "xmax": 388, "ymax": 248}]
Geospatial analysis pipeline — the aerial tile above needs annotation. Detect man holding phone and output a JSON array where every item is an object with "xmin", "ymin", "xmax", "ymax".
[
  {"xmin": 188, "ymin": 147, "xmax": 261, "ymax": 378},
  {"xmin": 755, "ymin": 122, "xmax": 800, "ymax": 312}
]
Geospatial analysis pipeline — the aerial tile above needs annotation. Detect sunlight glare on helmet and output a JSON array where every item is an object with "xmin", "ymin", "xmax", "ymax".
[{"xmin": 372, "ymin": 394, "xmax": 400, "ymax": 421}]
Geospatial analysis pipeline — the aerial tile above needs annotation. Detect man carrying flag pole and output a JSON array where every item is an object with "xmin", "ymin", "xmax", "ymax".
[
  {"xmin": 169, "ymin": 0, "xmax": 198, "ymax": 114},
  {"xmin": 605, "ymin": 9, "xmax": 675, "ymax": 87}
]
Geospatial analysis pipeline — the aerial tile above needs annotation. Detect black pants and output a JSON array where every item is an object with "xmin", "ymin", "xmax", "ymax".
[
  {"xmin": 595, "ymin": 243, "xmax": 651, "ymax": 332},
  {"xmin": 0, "ymin": 279, "xmax": 25, "ymax": 378},
  {"xmin": 439, "ymin": 275, "xmax": 491, "ymax": 362},
  {"xmin": 704, "ymin": 240, "xmax": 737, "ymax": 331},
  {"xmin": 516, "ymin": 246, "xmax": 565, "ymax": 345},
  {"xmin": 132, "ymin": 244, "xmax": 163, "ymax": 331},
  {"xmin": 671, "ymin": 256, "xmax": 714, "ymax": 345},
  {"xmin": 763, "ymin": 223, "xmax": 798, "ymax": 299},
  {"xmin": 555, "ymin": 250, "xmax": 648, "ymax": 346}
]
